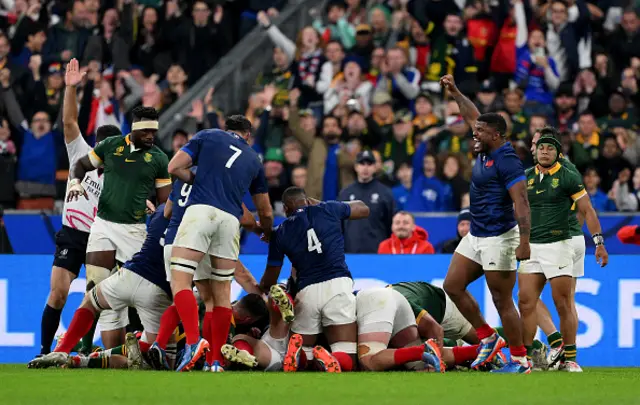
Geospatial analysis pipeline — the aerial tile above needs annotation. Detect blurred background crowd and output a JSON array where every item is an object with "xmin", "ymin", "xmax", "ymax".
[{"xmin": 0, "ymin": 0, "xmax": 639, "ymax": 253}]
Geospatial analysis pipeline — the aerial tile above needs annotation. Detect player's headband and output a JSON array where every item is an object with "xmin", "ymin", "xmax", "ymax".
[
  {"xmin": 537, "ymin": 135, "xmax": 561, "ymax": 152},
  {"xmin": 131, "ymin": 120, "xmax": 159, "ymax": 131}
]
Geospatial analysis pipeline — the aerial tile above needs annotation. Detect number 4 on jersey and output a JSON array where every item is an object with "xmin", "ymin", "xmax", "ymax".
[{"xmin": 307, "ymin": 228, "xmax": 323, "ymax": 254}]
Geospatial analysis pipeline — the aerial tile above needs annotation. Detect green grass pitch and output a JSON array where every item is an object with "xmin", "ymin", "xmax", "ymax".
[{"xmin": 2, "ymin": 365, "xmax": 640, "ymax": 405}]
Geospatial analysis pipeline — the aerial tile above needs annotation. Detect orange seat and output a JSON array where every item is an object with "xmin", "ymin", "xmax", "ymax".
[{"xmin": 17, "ymin": 197, "xmax": 55, "ymax": 210}]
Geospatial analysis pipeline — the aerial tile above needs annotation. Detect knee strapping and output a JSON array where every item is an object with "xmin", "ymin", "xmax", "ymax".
[
  {"xmin": 330, "ymin": 341, "xmax": 357, "ymax": 355},
  {"xmin": 357, "ymin": 342, "xmax": 387, "ymax": 358},
  {"xmin": 211, "ymin": 267, "xmax": 235, "ymax": 282},
  {"xmin": 170, "ymin": 257, "xmax": 198, "ymax": 274}
]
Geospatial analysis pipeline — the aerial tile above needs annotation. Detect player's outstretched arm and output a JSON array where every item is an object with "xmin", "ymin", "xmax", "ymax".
[
  {"xmin": 507, "ymin": 180, "xmax": 531, "ymax": 260},
  {"xmin": 168, "ymin": 150, "xmax": 195, "ymax": 184},
  {"xmin": 259, "ymin": 265, "xmax": 281, "ymax": 294},
  {"xmin": 252, "ymin": 193, "xmax": 274, "ymax": 241},
  {"xmin": 439, "ymin": 74, "xmax": 480, "ymax": 129},
  {"xmin": 62, "ymin": 58, "xmax": 85, "ymax": 144},
  {"xmin": 235, "ymin": 261, "xmax": 261, "ymax": 295},
  {"xmin": 576, "ymin": 195, "xmax": 609, "ymax": 267},
  {"xmin": 417, "ymin": 311, "xmax": 444, "ymax": 347},
  {"xmin": 346, "ymin": 200, "xmax": 370, "ymax": 220},
  {"xmin": 240, "ymin": 203, "xmax": 261, "ymax": 235}
]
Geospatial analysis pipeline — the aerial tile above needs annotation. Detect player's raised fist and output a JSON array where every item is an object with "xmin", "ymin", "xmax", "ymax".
[
  {"xmin": 515, "ymin": 242, "xmax": 531, "ymax": 262},
  {"xmin": 439, "ymin": 75, "xmax": 458, "ymax": 94}
]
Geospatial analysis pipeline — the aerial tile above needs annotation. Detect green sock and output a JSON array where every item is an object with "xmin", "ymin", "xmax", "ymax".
[
  {"xmin": 108, "ymin": 345, "xmax": 126, "ymax": 356},
  {"xmin": 564, "ymin": 344, "xmax": 577, "ymax": 361},
  {"xmin": 442, "ymin": 338, "xmax": 457, "ymax": 347},
  {"xmin": 87, "ymin": 354, "xmax": 110, "ymax": 369},
  {"xmin": 547, "ymin": 331, "xmax": 563, "ymax": 349},
  {"xmin": 526, "ymin": 345, "xmax": 533, "ymax": 359},
  {"xmin": 532, "ymin": 339, "xmax": 544, "ymax": 350},
  {"xmin": 79, "ymin": 316, "xmax": 98, "ymax": 354}
]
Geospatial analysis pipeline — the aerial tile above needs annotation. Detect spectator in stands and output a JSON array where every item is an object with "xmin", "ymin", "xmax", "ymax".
[
  {"xmin": 339, "ymin": 150, "xmax": 394, "ymax": 253},
  {"xmin": 552, "ymin": 83, "xmax": 578, "ymax": 132},
  {"xmin": 377, "ymin": 211, "xmax": 434, "ymax": 254},
  {"xmin": 83, "ymin": 6, "xmax": 132, "ymax": 71},
  {"xmin": 130, "ymin": 5, "xmax": 171, "ymax": 77},
  {"xmin": 440, "ymin": 153, "xmax": 469, "ymax": 212},
  {"xmin": 405, "ymin": 141, "xmax": 448, "ymax": 212},
  {"xmin": 288, "ymin": 88, "xmax": 355, "ymax": 200},
  {"xmin": 0, "ymin": 32, "xmax": 32, "ymax": 110},
  {"xmin": 502, "ymin": 88, "xmax": 529, "ymax": 142},
  {"xmin": 608, "ymin": 8, "xmax": 640, "ymax": 73},
  {"xmin": 42, "ymin": 1, "xmax": 90, "ymax": 67},
  {"xmin": 583, "ymin": 167, "xmax": 616, "ymax": 212},
  {"xmin": 367, "ymin": 91, "xmax": 393, "ymax": 147},
  {"xmin": 282, "ymin": 137, "xmax": 304, "ymax": 173},
  {"xmin": 392, "ymin": 161, "xmax": 412, "ymax": 210},
  {"xmin": 616, "ymin": 127, "xmax": 640, "ymax": 167},
  {"xmin": 313, "ymin": 1, "xmax": 355, "ymax": 49},
  {"xmin": 375, "ymin": 46, "xmax": 420, "ymax": 110},
  {"xmin": 545, "ymin": 0, "xmax": 590, "ymax": 82},
  {"xmin": 514, "ymin": 1, "xmax": 560, "ymax": 112},
  {"xmin": 324, "ymin": 58, "xmax": 372, "ymax": 115},
  {"xmin": 256, "ymin": 46, "xmax": 293, "ymax": 91},
  {"xmin": 613, "ymin": 167, "xmax": 640, "ymax": 212},
  {"xmin": 263, "ymin": 148, "xmax": 289, "ymax": 209},
  {"xmin": 0, "ymin": 119, "xmax": 15, "ymax": 156},
  {"xmin": 346, "ymin": 0, "xmax": 367, "ymax": 26},
  {"xmin": 379, "ymin": 109, "xmax": 414, "ymax": 179},
  {"xmin": 529, "ymin": 114, "xmax": 548, "ymax": 138},
  {"xmin": 599, "ymin": 89, "xmax": 636, "ymax": 132},
  {"xmin": 475, "ymin": 79, "xmax": 503, "ymax": 115},
  {"xmin": 176, "ymin": 1, "xmax": 230, "ymax": 86},
  {"xmin": 291, "ymin": 165, "xmax": 308, "ymax": 189},
  {"xmin": 255, "ymin": 85, "xmax": 288, "ymax": 152},
  {"xmin": 317, "ymin": 40, "xmax": 345, "ymax": 96},
  {"xmin": 238, "ymin": 0, "xmax": 283, "ymax": 38},
  {"xmin": 171, "ymin": 129, "xmax": 188, "ymax": 156},
  {"xmin": 11, "ymin": 23, "xmax": 46, "ymax": 70},
  {"xmin": 369, "ymin": 5, "xmax": 391, "ymax": 48},
  {"xmin": 412, "ymin": 92, "xmax": 440, "ymax": 134},
  {"xmin": 441, "ymin": 208, "xmax": 471, "ymax": 253},
  {"xmin": 351, "ymin": 24, "xmax": 375, "ymax": 70},
  {"xmin": 597, "ymin": 134, "xmax": 633, "ymax": 193}
]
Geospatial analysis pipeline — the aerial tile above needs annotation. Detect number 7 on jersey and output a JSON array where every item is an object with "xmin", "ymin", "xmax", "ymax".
[
  {"xmin": 225, "ymin": 145, "xmax": 242, "ymax": 168},
  {"xmin": 307, "ymin": 228, "xmax": 323, "ymax": 253}
]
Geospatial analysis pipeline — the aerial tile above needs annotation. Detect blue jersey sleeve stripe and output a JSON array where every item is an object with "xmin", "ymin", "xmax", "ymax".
[
  {"xmin": 267, "ymin": 259, "xmax": 284, "ymax": 267},
  {"xmin": 506, "ymin": 175, "xmax": 526, "ymax": 190},
  {"xmin": 180, "ymin": 146, "xmax": 194, "ymax": 158}
]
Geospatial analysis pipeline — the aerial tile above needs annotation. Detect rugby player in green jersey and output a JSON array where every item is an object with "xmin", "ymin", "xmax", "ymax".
[
  {"xmin": 67, "ymin": 105, "xmax": 171, "ymax": 348},
  {"xmin": 518, "ymin": 129, "xmax": 608, "ymax": 373}
]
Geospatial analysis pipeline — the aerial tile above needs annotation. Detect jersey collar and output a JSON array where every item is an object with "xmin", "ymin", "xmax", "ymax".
[
  {"xmin": 535, "ymin": 162, "xmax": 561, "ymax": 176},
  {"xmin": 489, "ymin": 141, "xmax": 512, "ymax": 159},
  {"xmin": 124, "ymin": 134, "xmax": 141, "ymax": 152}
]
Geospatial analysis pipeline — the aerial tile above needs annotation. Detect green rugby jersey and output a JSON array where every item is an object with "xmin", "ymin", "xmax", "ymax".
[
  {"xmin": 526, "ymin": 162, "xmax": 587, "ymax": 244},
  {"xmin": 390, "ymin": 281, "xmax": 446, "ymax": 324},
  {"xmin": 89, "ymin": 135, "xmax": 170, "ymax": 224},
  {"xmin": 559, "ymin": 157, "xmax": 583, "ymax": 237}
]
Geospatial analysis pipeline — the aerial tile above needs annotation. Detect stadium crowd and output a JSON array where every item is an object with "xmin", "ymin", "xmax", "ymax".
[{"xmin": 1, "ymin": 0, "xmax": 639, "ymax": 248}]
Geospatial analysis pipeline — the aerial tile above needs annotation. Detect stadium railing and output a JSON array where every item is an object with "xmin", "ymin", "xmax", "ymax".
[{"xmin": 155, "ymin": 0, "xmax": 328, "ymax": 151}]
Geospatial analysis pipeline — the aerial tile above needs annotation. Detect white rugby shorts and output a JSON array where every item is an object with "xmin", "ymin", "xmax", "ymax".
[
  {"xmin": 441, "ymin": 294, "xmax": 473, "ymax": 340},
  {"xmin": 356, "ymin": 288, "xmax": 415, "ymax": 337},
  {"xmin": 172, "ymin": 204, "xmax": 241, "ymax": 261},
  {"xmin": 455, "ymin": 226, "xmax": 519, "ymax": 271},
  {"xmin": 87, "ymin": 216, "xmax": 146, "ymax": 264},
  {"xmin": 163, "ymin": 244, "xmax": 214, "ymax": 282},
  {"xmin": 96, "ymin": 268, "xmax": 172, "ymax": 334},
  {"xmin": 519, "ymin": 239, "xmax": 575, "ymax": 279},
  {"xmin": 291, "ymin": 277, "xmax": 356, "ymax": 335}
]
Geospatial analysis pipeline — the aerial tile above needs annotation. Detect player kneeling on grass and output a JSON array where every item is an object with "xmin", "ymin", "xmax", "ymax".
[
  {"xmin": 28, "ymin": 206, "xmax": 173, "ymax": 369},
  {"xmin": 518, "ymin": 132, "xmax": 608, "ymax": 373},
  {"xmin": 221, "ymin": 284, "xmax": 296, "ymax": 371}
]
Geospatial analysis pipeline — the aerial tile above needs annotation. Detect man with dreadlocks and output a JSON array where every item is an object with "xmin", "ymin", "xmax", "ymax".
[{"xmin": 518, "ymin": 129, "xmax": 608, "ymax": 373}]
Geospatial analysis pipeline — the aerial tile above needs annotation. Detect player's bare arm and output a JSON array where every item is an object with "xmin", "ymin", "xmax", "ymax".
[
  {"xmin": 240, "ymin": 203, "xmax": 261, "ymax": 235},
  {"xmin": 508, "ymin": 180, "xmax": 531, "ymax": 260},
  {"xmin": 163, "ymin": 199, "xmax": 173, "ymax": 219},
  {"xmin": 575, "ymin": 196, "xmax": 609, "ymax": 267},
  {"xmin": 155, "ymin": 184, "xmax": 171, "ymax": 204},
  {"xmin": 252, "ymin": 193, "xmax": 274, "ymax": 242},
  {"xmin": 259, "ymin": 265, "xmax": 282, "ymax": 293},
  {"xmin": 62, "ymin": 58, "xmax": 85, "ymax": 144},
  {"xmin": 346, "ymin": 200, "xmax": 370, "ymax": 220},
  {"xmin": 67, "ymin": 155, "xmax": 97, "ymax": 202},
  {"xmin": 417, "ymin": 311, "xmax": 444, "ymax": 347},
  {"xmin": 167, "ymin": 150, "xmax": 195, "ymax": 184},
  {"xmin": 235, "ymin": 261, "xmax": 261, "ymax": 295},
  {"xmin": 439, "ymin": 74, "xmax": 480, "ymax": 129}
]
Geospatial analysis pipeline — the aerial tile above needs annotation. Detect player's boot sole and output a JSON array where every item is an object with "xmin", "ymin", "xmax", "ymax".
[
  {"xmin": 125, "ymin": 332, "xmax": 143, "ymax": 370},
  {"xmin": 269, "ymin": 285, "xmax": 295, "ymax": 323},
  {"xmin": 27, "ymin": 352, "xmax": 69, "ymax": 369},
  {"xmin": 425, "ymin": 339, "xmax": 446, "ymax": 373},
  {"xmin": 177, "ymin": 339, "xmax": 210, "ymax": 372},
  {"xmin": 283, "ymin": 334, "xmax": 303, "ymax": 372},
  {"xmin": 221, "ymin": 344, "xmax": 258, "ymax": 368},
  {"xmin": 313, "ymin": 346, "xmax": 341, "ymax": 373},
  {"xmin": 147, "ymin": 344, "xmax": 170, "ymax": 371}
]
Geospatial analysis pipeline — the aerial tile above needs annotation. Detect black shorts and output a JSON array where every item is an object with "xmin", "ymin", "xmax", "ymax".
[{"xmin": 52, "ymin": 225, "xmax": 90, "ymax": 276}]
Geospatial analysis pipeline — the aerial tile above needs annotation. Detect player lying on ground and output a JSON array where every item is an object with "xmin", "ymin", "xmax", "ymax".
[
  {"xmin": 163, "ymin": 117, "xmax": 274, "ymax": 372},
  {"xmin": 440, "ymin": 74, "xmax": 532, "ymax": 374},
  {"xmin": 518, "ymin": 130, "xmax": 608, "ymax": 373},
  {"xmin": 221, "ymin": 284, "xmax": 296, "ymax": 371},
  {"xmin": 260, "ymin": 187, "xmax": 370, "ymax": 373}
]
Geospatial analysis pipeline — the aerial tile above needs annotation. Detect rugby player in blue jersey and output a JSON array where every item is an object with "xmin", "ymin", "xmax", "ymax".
[
  {"xmin": 259, "ymin": 187, "xmax": 370, "ymax": 373},
  {"xmin": 440, "ymin": 75, "xmax": 532, "ymax": 374},
  {"xmin": 28, "ymin": 205, "xmax": 173, "ymax": 369},
  {"xmin": 164, "ymin": 116, "xmax": 273, "ymax": 372}
]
